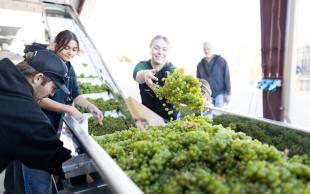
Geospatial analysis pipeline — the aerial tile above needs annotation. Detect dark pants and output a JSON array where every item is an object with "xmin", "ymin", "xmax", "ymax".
[
  {"xmin": 3, "ymin": 161, "xmax": 25, "ymax": 194},
  {"xmin": 3, "ymin": 163, "xmax": 14, "ymax": 194}
]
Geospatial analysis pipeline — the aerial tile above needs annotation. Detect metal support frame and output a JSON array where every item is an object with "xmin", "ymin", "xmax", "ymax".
[
  {"xmin": 208, "ymin": 106, "xmax": 309, "ymax": 133},
  {"xmin": 63, "ymin": 115, "xmax": 144, "ymax": 194},
  {"xmin": 282, "ymin": 0, "xmax": 297, "ymax": 123},
  {"xmin": 260, "ymin": 0, "xmax": 288, "ymax": 121}
]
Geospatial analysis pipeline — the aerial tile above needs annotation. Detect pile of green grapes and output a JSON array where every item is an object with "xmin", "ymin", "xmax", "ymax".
[
  {"xmin": 76, "ymin": 98, "xmax": 120, "ymax": 113},
  {"xmin": 94, "ymin": 115, "xmax": 310, "ymax": 194},
  {"xmin": 76, "ymin": 97, "xmax": 135, "ymax": 134},
  {"xmin": 154, "ymin": 68, "xmax": 204, "ymax": 112},
  {"xmin": 77, "ymin": 81, "xmax": 135, "ymax": 134},
  {"xmin": 78, "ymin": 73, "xmax": 97, "ymax": 78},
  {"xmin": 88, "ymin": 116, "xmax": 130, "ymax": 135},
  {"xmin": 78, "ymin": 82, "xmax": 111, "ymax": 94},
  {"xmin": 213, "ymin": 114, "xmax": 310, "ymax": 158}
]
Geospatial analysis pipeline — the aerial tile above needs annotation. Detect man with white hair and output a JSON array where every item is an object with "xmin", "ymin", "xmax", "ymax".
[{"xmin": 196, "ymin": 42, "xmax": 231, "ymax": 108}]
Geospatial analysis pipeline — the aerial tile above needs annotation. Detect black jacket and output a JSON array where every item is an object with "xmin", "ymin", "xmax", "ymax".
[
  {"xmin": 44, "ymin": 61, "xmax": 80, "ymax": 130},
  {"xmin": 0, "ymin": 58, "xmax": 71, "ymax": 175},
  {"xmin": 137, "ymin": 60, "xmax": 178, "ymax": 121}
]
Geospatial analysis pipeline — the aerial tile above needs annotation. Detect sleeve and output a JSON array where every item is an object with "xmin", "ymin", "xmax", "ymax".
[
  {"xmin": 70, "ymin": 68, "xmax": 80, "ymax": 100},
  {"xmin": 224, "ymin": 59, "xmax": 231, "ymax": 95},
  {"xmin": 14, "ymin": 102, "xmax": 71, "ymax": 175},
  {"xmin": 133, "ymin": 61, "xmax": 147, "ymax": 80},
  {"xmin": 24, "ymin": 42, "xmax": 48, "ymax": 54},
  {"xmin": 167, "ymin": 63, "xmax": 177, "ymax": 73},
  {"xmin": 197, "ymin": 64, "xmax": 201, "ymax": 78},
  {"xmin": 196, "ymin": 61, "xmax": 202, "ymax": 78}
]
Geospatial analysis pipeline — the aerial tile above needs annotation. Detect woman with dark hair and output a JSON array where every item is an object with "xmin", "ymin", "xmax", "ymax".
[
  {"xmin": 21, "ymin": 30, "xmax": 103, "ymax": 194},
  {"xmin": 41, "ymin": 30, "xmax": 103, "ymax": 129}
]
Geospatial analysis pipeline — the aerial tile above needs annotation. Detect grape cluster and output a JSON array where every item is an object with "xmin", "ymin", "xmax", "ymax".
[
  {"xmin": 154, "ymin": 68, "xmax": 205, "ymax": 113},
  {"xmin": 93, "ymin": 115, "xmax": 310, "ymax": 194},
  {"xmin": 213, "ymin": 114, "xmax": 310, "ymax": 158},
  {"xmin": 88, "ymin": 116, "xmax": 131, "ymax": 135},
  {"xmin": 78, "ymin": 73, "xmax": 97, "ymax": 78},
  {"xmin": 76, "ymin": 98, "xmax": 120, "ymax": 113},
  {"xmin": 78, "ymin": 82, "xmax": 111, "ymax": 94},
  {"xmin": 77, "ymin": 82, "xmax": 135, "ymax": 133}
]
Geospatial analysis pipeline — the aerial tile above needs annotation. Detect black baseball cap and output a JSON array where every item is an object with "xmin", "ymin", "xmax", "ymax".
[{"xmin": 27, "ymin": 50, "xmax": 70, "ymax": 95}]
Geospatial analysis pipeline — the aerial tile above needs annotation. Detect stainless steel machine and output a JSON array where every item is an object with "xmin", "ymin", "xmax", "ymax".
[{"xmin": 59, "ymin": 115, "xmax": 142, "ymax": 194}]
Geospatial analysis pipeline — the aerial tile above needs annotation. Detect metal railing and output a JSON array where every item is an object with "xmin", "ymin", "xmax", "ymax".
[
  {"xmin": 207, "ymin": 106, "xmax": 310, "ymax": 133},
  {"xmin": 63, "ymin": 115, "xmax": 144, "ymax": 194}
]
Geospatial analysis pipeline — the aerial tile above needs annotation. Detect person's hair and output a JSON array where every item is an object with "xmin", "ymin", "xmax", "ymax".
[
  {"xmin": 16, "ymin": 60, "xmax": 38, "ymax": 77},
  {"xmin": 54, "ymin": 30, "xmax": 80, "ymax": 53},
  {"xmin": 199, "ymin": 78, "xmax": 212, "ymax": 95},
  {"xmin": 16, "ymin": 55, "xmax": 52, "ymax": 85},
  {"xmin": 149, "ymin": 35, "xmax": 170, "ymax": 48}
]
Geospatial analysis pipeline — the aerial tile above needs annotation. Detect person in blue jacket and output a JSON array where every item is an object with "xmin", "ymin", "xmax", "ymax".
[
  {"xmin": 40, "ymin": 30, "xmax": 103, "ymax": 129},
  {"xmin": 196, "ymin": 41, "xmax": 231, "ymax": 108}
]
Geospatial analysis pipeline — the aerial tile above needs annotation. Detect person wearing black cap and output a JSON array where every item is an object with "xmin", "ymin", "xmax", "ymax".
[
  {"xmin": 40, "ymin": 30, "xmax": 103, "ymax": 130},
  {"xmin": 23, "ymin": 30, "xmax": 103, "ymax": 130},
  {"xmin": 20, "ymin": 30, "xmax": 104, "ymax": 193},
  {"xmin": 0, "ymin": 50, "xmax": 72, "ymax": 192}
]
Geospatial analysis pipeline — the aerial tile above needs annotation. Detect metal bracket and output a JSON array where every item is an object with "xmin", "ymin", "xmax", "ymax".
[{"xmin": 62, "ymin": 153, "xmax": 96, "ymax": 179}]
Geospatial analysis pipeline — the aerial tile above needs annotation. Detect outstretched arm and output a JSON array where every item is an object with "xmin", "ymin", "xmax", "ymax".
[
  {"xmin": 40, "ymin": 98, "xmax": 83, "ymax": 121},
  {"xmin": 135, "ymin": 69, "xmax": 158, "ymax": 86}
]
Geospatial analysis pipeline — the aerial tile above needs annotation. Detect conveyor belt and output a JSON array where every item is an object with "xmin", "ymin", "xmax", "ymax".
[{"xmin": 62, "ymin": 115, "xmax": 143, "ymax": 194}]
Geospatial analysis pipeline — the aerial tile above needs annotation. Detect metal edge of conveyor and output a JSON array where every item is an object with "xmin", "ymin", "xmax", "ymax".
[
  {"xmin": 63, "ymin": 115, "xmax": 144, "ymax": 194},
  {"xmin": 207, "ymin": 106, "xmax": 310, "ymax": 134}
]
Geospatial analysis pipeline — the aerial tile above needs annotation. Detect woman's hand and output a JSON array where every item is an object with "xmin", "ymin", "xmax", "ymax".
[
  {"xmin": 143, "ymin": 69, "xmax": 158, "ymax": 86},
  {"xmin": 87, "ymin": 104, "xmax": 103, "ymax": 125}
]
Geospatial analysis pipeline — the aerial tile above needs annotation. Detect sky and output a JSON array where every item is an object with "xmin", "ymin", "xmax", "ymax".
[
  {"xmin": 1, "ymin": 0, "xmax": 310, "ymax": 126},
  {"xmin": 0, "ymin": 0, "xmax": 306, "ymax": 127},
  {"xmin": 82, "ymin": 0, "xmax": 261, "ymax": 75},
  {"xmin": 295, "ymin": 0, "xmax": 310, "ymax": 46},
  {"xmin": 80, "ymin": 0, "xmax": 310, "ymax": 127},
  {"xmin": 82, "ymin": 0, "xmax": 310, "ymax": 86}
]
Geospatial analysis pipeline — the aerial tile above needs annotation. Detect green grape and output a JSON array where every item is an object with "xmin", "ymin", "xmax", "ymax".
[
  {"xmin": 91, "ymin": 116, "xmax": 310, "ymax": 194},
  {"xmin": 88, "ymin": 116, "xmax": 131, "ymax": 135},
  {"xmin": 154, "ymin": 68, "xmax": 205, "ymax": 114},
  {"xmin": 76, "ymin": 98, "xmax": 120, "ymax": 113},
  {"xmin": 78, "ymin": 82, "xmax": 111, "ymax": 94}
]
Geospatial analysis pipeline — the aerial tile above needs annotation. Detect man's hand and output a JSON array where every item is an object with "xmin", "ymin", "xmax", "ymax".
[{"xmin": 224, "ymin": 95, "xmax": 231, "ymax": 104}]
